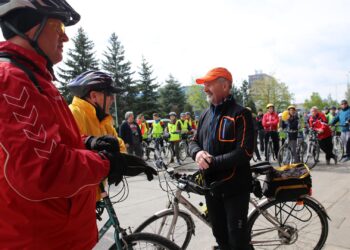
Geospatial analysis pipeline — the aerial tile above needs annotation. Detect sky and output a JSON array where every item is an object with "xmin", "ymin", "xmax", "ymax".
[{"xmin": 34, "ymin": 1, "xmax": 350, "ymax": 103}]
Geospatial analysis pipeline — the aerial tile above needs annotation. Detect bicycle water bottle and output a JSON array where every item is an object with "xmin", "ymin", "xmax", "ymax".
[{"xmin": 199, "ymin": 202, "xmax": 209, "ymax": 221}]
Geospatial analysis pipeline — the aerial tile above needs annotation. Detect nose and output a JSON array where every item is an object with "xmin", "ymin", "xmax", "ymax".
[{"xmin": 62, "ymin": 32, "xmax": 69, "ymax": 42}]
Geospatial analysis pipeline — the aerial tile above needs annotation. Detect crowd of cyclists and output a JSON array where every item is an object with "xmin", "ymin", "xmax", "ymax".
[
  {"xmin": 253, "ymin": 100, "xmax": 350, "ymax": 165},
  {"xmin": 117, "ymin": 110, "xmax": 199, "ymax": 165}
]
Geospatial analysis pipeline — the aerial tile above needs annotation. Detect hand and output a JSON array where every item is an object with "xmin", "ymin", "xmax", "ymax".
[
  {"xmin": 123, "ymin": 154, "xmax": 157, "ymax": 181},
  {"xmin": 85, "ymin": 135, "xmax": 120, "ymax": 153},
  {"xmin": 195, "ymin": 150, "xmax": 213, "ymax": 170},
  {"xmin": 99, "ymin": 151, "xmax": 127, "ymax": 186}
]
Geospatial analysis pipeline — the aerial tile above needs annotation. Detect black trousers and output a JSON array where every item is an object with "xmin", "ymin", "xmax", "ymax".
[
  {"xmin": 127, "ymin": 143, "xmax": 143, "ymax": 158},
  {"xmin": 154, "ymin": 138, "xmax": 164, "ymax": 151},
  {"xmin": 205, "ymin": 191, "xmax": 251, "ymax": 250},
  {"xmin": 258, "ymin": 129, "xmax": 265, "ymax": 151},
  {"xmin": 318, "ymin": 136, "xmax": 335, "ymax": 161},
  {"xmin": 264, "ymin": 131, "xmax": 279, "ymax": 159},
  {"xmin": 169, "ymin": 141, "xmax": 180, "ymax": 160}
]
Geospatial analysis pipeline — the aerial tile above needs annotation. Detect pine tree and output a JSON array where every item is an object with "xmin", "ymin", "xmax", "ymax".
[
  {"xmin": 57, "ymin": 27, "xmax": 99, "ymax": 103},
  {"xmin": 158, "ymin": 74, "xmax": 186, "ymax": 116},
  {"xmin": 135, "ymin": 57, "xmax": 159, "ymax": 118},
  {"xmin": 101, "ymin": 32, "xmax": 136, "ymax": 126}
]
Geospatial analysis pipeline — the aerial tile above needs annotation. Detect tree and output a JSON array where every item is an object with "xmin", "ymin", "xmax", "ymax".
[
  {"xmin": 101, "ymin": 32, "xmax": 136, "ymax": 126},
  {"xmin": 231, "ymin": 84, "xmax": 243, "ymax": 105},
  {"xmin": 135, "ymin": 57, "xmax": 159, "ymax": 118},
  {"xmin": 158, "ymin": 74, "xmax": 186, "ymax": 116},
  {"xmin": 186, "ymin": 84, "xmax": 207, "ymax": 114},
  {"xmin": 250, "ymin": 77, "xmax": 293, "ymax": 112},
  {"xmin": 304, "ymin": 92, "xmax": 339, "ymax": 110},
  {"xmin": 58, "ymin": 27, "xmax": 99, "ymax": 103},
  {"xmin": 303, "ymin": 92, "xmax": 325, "ymax": 110},
  {"xmin": 345, "ymin": 83, "xmax": 350, "ymax": 103}
]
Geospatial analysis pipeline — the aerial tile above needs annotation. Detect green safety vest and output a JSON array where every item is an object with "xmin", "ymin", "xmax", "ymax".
[
  {"xmin": 177, "ymin": 119, "xmax": 189, "ymax": 133},
  {"xmin": 168, "ymin": 122, "xmax": 180, "ymax": 141},
  {"xmin": 327, "ymin": 113, "xmax": 341, "ymax": 132},
  {"xmin": 152, "ymin": 121, "xmax": 163, "ymax": 138}
]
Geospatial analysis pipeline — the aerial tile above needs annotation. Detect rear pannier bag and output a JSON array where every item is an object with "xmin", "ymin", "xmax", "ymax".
[{"xmin": 263, "ymin": 163, "xmax": 312, "ymax": 201}]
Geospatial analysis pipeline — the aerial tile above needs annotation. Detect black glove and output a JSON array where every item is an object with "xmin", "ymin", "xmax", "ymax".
[
  {"xmin": 123, "ymin": 154, "xmax": 158, "ymax": 181},
  {"xmin": 99, "ymin": 150, "xmax": 127, "ymax": 186},
  {"xmin": 85, "ymin": 135, "xmax": 120, "ymax": 153}
]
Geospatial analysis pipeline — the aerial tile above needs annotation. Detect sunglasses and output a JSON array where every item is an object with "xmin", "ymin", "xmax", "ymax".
[{"xmin": 47, "ymin": 20, "xmax": 65, "ymax": 36}]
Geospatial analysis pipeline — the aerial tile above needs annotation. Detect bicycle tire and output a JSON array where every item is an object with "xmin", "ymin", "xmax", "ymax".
[
  {"xmin": 134, "ymin": 210, "xmax": 194, "ymax": 249},
  {"xmin": 161, "ymin": 145, "xmax": 173, "ymax": 167},
  {"xmin": 179, "ymin": 142, "xmax": 187, "ymax": 161},
  {"xmin": 297, "ymin": 141, "xmax": 307, "ymax": 163},
  {"xmin": 141, "ymin": 141, "xmax": 149, "ymax": 161},
  {"xmin": 333, "ymin": 136, "xmax": 344, "ymax": 161},
  {"xmin": 277, "ymin": 145, "xmax": 292, "ymax": 166},
  {"xmin": 247, "ymin": 196, "xmax": 328, "ymax": 249},
  {"xmin": 108, "ymin": 232, "xmax": 181, "ymax": 250},
  {"xmin": 305, "ymin": 143, "xmax": 318, "ymax": 169}
]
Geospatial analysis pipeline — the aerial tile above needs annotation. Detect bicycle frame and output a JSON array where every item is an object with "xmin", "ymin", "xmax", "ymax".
[{"xmin": 97, "ymin": 184, "xmax": 125, "ymax": 249}]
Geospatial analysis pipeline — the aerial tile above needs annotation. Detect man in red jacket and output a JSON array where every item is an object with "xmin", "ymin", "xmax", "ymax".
[
  {"xmin": 309, "ymin": 106, "xmax": 336, "ymax": 165},
  {"xmin": 0, "ymin": 1, "xmax": 155, "ymax": 249},
  {"xmin": 262, "ymin": 103, "xmax": 280, "ymax": 161}
]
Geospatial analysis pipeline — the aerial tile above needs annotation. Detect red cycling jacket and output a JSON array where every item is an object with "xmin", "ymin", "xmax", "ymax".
[
  {"xmin": 0, "ymin": 41, "xmax": 110, "ymax": 249},
  {"xmin": 308, "ymin": 112, "xmax": 332, "ymax": 140},
  {"xmin": 262, "ymin": 112, "xmax": 279, "ymax": 131}
]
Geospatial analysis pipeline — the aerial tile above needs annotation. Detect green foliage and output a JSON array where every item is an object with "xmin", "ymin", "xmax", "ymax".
[
  {"xmin": 250, "ymin": 77, "xmax": 293, "ymax": 112},
  {"xmin": 158, "ymin": 74, "xmax": 186, "ymax": 116},
  {"xmin": 135, "ymin": 57, "xmax": 159, "ymax": 118},
  {"xmin": 304, "ymin": 92, "xmax": 339, "ymax": 110},
  {"xmin": 57, "ymin": 27, "xmax": 99, "ymax": 103},
  {"xmin": 101, "ymin": 33, "xmax": 137, "ymax": 125},
  {"xmin": 186, "ymin": 84, "xmax": 207, "ymax": 113}
]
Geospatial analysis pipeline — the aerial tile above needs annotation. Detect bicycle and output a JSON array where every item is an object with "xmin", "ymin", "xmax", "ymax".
[
  {"xmin": 331, "ymin": 125, "xmax": 344, "ymax": 161},
  {"xmin": 277, "ymin": 129, "xmax": 307, "ymax": 166},
  {"xmin": 304, "ymin": 129, "xmax": 320, "ymax": 169},
  {"xmin": 178, "ymin": 133, "xmax": 191, "ymax": 161},
  {"xmin": 135, "ymin": 158, "xmax": 329, "ymax": 249},
  {"xmin": 265, "ymin": 133, "xmax": 276, "ymax": 162},
  {"xmin": 96, "ymin": 182, "xmax": 180, "ymax": 249}
]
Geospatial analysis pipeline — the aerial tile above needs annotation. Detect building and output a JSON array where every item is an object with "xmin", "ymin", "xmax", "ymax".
[{"xmin": 248, "ymin": 71, "xmax": 275, "ymax": 88}]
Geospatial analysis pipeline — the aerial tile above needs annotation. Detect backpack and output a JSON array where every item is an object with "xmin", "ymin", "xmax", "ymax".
[{"xmin": 262, "ymin": 163, "xmax": 312, "ymax": 201}]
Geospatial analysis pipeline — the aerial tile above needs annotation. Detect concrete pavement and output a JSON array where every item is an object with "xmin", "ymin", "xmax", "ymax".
[{"xmin": 94, "ymin": 157, "xmax": 350, "ymax": 250}]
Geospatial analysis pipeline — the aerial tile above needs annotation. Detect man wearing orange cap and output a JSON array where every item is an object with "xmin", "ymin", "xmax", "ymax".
[{"xmin": 189, "ymin": 67, "xmax": 255, "ymax": 250}]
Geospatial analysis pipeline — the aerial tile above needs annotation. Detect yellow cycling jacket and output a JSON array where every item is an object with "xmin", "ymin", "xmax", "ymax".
[{"xmin": 69, "ymin": 97, "xmax": 126, "ymax": 200}]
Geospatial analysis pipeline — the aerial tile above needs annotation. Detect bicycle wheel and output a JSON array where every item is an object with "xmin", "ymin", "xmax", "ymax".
[
  {"xmin": 306, "ymin": 143, "xmax": 318, "ymax": 169},
  {"xmin": 248, "ymin": 197, "xmax": 329, "ymax": 249},
  {"xmin": 297, "ymin": 141, "xmax": 307, "ymax": 163},
  {"xmin": 160, "ymin": 145, "xmax": 172, "ymax": 167},
  {"xmin": 109, "ymin": 232, "xmax": 181, "ymax": 250},
  {"xmin": 134, "ymin": 210, "xmax": 194, "ymax": 249},
  {"xmin": 179, "ymin": 141, "xmax": 187, "ymax": 161},
  {"xmin": 277, "ymin": 145, "xmax": 292, "ymax": 166},
  {"xmin": 333, "ymin": 136, "xmax": 344, "ymax": 161},
  {"xmin": 141, "ymin": 141, "xmax": 150, "ymax": 161}
]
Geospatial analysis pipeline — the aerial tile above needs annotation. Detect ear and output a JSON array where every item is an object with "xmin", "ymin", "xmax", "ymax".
[{"xmin": 89, "ymin": 91, "xmax": 98, "ymax": 101}]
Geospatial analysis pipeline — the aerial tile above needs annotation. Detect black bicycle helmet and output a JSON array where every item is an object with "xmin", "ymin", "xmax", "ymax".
[
  {"xmin": 68, "ymin": 70, "xmax": 121, "ymax": 98},
  {"xmin": 0, "ymin": 0, "xmax": 80, "ymax": 26},
  {"xmin": 0, "ymin": 0, "xmax": 80, "ymax": 74}
]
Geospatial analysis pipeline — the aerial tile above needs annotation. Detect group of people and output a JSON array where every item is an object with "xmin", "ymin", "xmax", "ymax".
[
  {"xmin": 3, "ymin": 1, "xmax": 348, "ymax": 250},
  {"xmin": 253, "ymin": 100, "xmax": 350, "ymax": 165},
  {"xmin": 118, "ymin": 110, "xmax": 198, "ymax": 165}
]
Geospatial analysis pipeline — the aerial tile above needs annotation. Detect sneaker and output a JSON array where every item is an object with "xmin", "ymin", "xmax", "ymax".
[{"xmin": 341, "ymin": 156, "xmax": 350, "ymax": 163}]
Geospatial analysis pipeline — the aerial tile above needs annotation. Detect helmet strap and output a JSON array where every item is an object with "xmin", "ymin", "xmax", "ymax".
[{"xmin": 3, "ymin": 17, "xmax": 55, "ymax": 79}]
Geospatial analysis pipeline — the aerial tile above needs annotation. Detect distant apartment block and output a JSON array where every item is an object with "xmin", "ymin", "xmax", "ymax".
[{"xmin": 248, "ymin": 71, "xmax": 275, "ymax": 88}]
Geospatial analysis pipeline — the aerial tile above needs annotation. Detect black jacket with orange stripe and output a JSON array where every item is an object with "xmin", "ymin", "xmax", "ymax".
[{"xmin": 189, "ymin": 95, "xmax": 254, "ymax": 196}]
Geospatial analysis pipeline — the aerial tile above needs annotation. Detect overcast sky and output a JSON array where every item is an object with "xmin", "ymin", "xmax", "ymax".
[{"xmin": 61, "ymin": 0, "xmax": 350, "ymax": 103}]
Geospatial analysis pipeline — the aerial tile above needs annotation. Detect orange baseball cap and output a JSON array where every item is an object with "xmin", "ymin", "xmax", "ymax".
[{"xmin": 195, "ymin": 67, "xmax": 232, "ymax": 84}]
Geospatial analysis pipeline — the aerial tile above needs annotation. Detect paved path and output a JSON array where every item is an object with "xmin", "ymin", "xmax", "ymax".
[{"xmin": 94, "ymin": 157, "xmax": 350, "ymax": 250}]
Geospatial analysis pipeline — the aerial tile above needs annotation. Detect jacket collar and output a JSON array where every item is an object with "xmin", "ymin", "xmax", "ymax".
[
  {"xmin": 210, "ymin": 94, "xmax": 235, "ymax": 114},
  {"xmin": 0, "ymin": 41, "xmax": 53, "ymax": 81}
]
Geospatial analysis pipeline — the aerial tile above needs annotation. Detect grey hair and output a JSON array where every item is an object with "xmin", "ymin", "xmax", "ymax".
[
  {"xmin": 125, "ymin": 111, "xmax": 134, "ymax": 120},
  {"xmin": 217, "ymin": 77, "xmax": 232, "ymax": 89}
]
